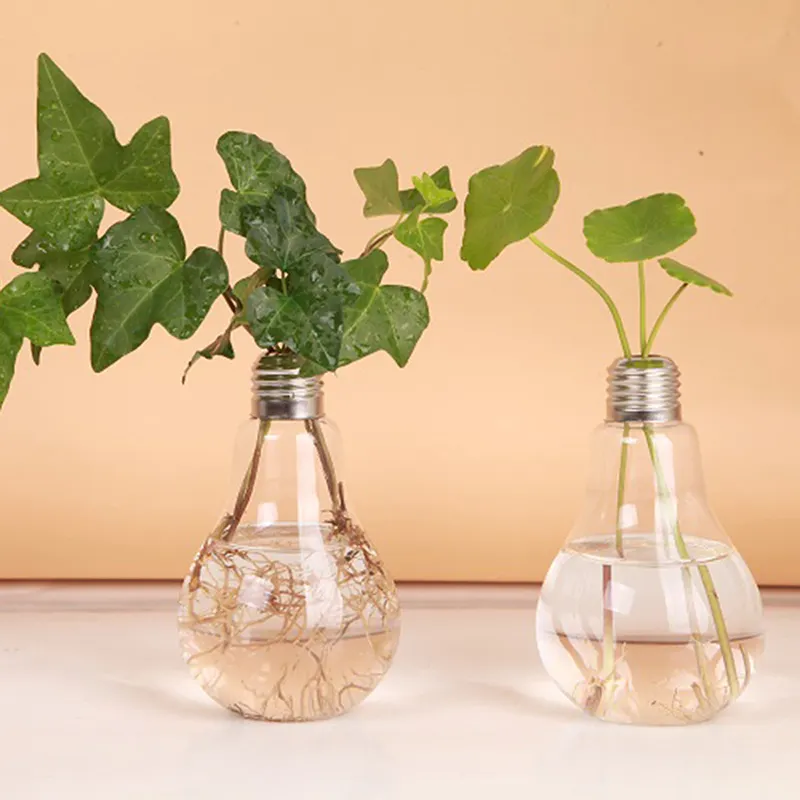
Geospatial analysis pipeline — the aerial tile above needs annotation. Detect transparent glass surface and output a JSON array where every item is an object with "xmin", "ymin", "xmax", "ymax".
[
  {"xmin": 536, "ymin": 421, "xmax": 763, "ymax": 725},
  {"xmin": 179, "ymin": 417, "xmax": 400, "ymax": 721}
]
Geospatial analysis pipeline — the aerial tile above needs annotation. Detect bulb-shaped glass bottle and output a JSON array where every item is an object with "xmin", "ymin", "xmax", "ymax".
[
  {"xmin": 536, "ymin": 356, "xmax": 763, "ymax": 725},
  {"xmin": 179, "ymin": 352, "xmax": 400, "ymax": 721}
]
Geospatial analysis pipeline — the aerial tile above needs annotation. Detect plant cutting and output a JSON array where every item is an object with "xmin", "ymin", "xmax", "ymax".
[
  {"xmin": 461, "ymin": 146, "xmax": 763, "ymax": 724},
  {"xmin": 0, "ymin": 54, "xmax": 458, "ymax": 721}
]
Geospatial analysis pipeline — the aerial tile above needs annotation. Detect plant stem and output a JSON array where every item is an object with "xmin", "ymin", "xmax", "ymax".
[
  {"xmin": 601, "ymin": 564, "xmax": 615, "ymax": 681},
  {"xmin": 223, "ymin": 418, "xmax": 270, "ymax": 541},
  {"xmin": 643, "ymin": 283, "xmax": 688, "ymax": 356},
  {"xmin": 600, "ymin": 421, "xmax": 631, "ymax": 706},
  {"xmin": 643, "ymin": 424, "xmax": 740, "ymax": 699},
  {"xmin": 305, "ymin": 419, "xmax": 344, "ymax": 513},
  {"xmin": 216, "ymin": 227, "xmax": 242, "ymax": 314},
  {"xmin": 421, "ymin": 260, "xmax": 432, "ymax": 294},
  {"xmin": 638, "ymin": 261, "xmax": 646, "ymax": 355},
  {"xmin": 528, "ymin": 235, "xmax": 632, "ymax": 358},
  {"xmin": 615, "ymin": 422, "xmax": 631, "ymax": 557},
  {"xmin": 359, "ymin": 215, "xmax": 404, "ymax": 259}
]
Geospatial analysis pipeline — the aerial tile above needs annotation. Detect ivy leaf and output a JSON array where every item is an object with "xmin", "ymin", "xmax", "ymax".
[
  {"xmin": 38, "ymin": 248, "xmax": 94, "ymax": 317},
  {"xmin": 89, "ymin": 207, "xmax": 228, "ymax": 371},
  {"xmin": 583, "ymin": 194, "xmax": 696, "ymax": 263},
  {"xmin": 217, "ymin": 132, "xmax": 307, "ymax": 235},
  {"xmin": 0, "ymin": 273, "xmax": 75, "ymax": 347},
  {"xmin": 0, "ymin": 179, "xmax": 104, "ymax": 250},
  {"xmin": 11, "ymin": 232, "xmax": 94, "ymax": 365},
  {"xmin": 461, "ymin": 146, "xmax": 560, "ymax": 270},
  {"xmin": 0, "ymin": 272, "xmax": 76, "ymax": 400},
  {"xmin": 246, "ymin": 281, "xmax": 344, "ymax": 371},
  {"xmin": 243, "ymin": 187, "xmax": 340, "ymax": 271},
  {"xmin": 394, "ymin": 209, "xmax": 448, "ymax": 290},
  {"xmin": 400, "ymin": 166, "xmax": 456, "ymax": 214},
  {"xmin": 100, "ymin": 117, "xmax": 181, "ymax": 212},
  {"xmin": 13, "ymin": 232, "xmax": 50, "ymax": 268},
  {"xmin": 0, "ymin": 54, "xmax": 178, "ymax": 251},
  {"xmin": 354, "ymin": 159, "xmax": 404, "ymax": 217},
  {"xmin": 337, "ymin": 250, "xmax": 429, "ymax": 368},
  {"xmin": 657, "ymin": 257, "xmax": 732, "ymax": 296},
  {"xmin": 402, "ymin": 168, "xmax": 457, "ymax": 214},
  {"xmin": 0, "ymin": 323, "xmax": 22, "ymax": 408}
]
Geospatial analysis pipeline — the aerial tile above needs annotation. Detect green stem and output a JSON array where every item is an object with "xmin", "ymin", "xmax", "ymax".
[
  {"xmin": 615, "ymin": 423, "xmax": 630, "ymax": 557},
  {"xmin": 643, "ymin": 283, "xmax": 688, "ymax": 357},
  {"xmin": 601, "ymin": 421, "xmax": 631, "ymax": 708},
  {"xmin": 638, "ymin": 262, "xmax": 646, "ymax": 354},
  {"xmin": 643, "ymin": 424, "xmax": 740, "ymax": 699},
  {"xmin": 601, "ymin": 564, "xmax": 615, "ymax": 685},
  {"xmin": 216, "ymin": 227, "xmax": 241, "ymax": 314},
  {"xmin": 359, "ymin": 215, "xmax": 404, "ymax": 259},
  {"xmin": 529, "ymin": 235, "xmax": 632, "ymax": 358}
]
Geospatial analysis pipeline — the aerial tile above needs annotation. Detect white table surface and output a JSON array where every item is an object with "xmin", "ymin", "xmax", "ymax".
[{"xmin": 1, "ymin": 583, "xmax": 797, "ymax": 799}]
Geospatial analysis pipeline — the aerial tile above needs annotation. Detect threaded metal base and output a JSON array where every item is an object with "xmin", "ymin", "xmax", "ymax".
[
  {"xmin": 251, "ymin": 352, "xmax": 323, "ymax": 420},
  {"xmin": 606, "ymin": 355, "xmax": 681, "ymax": 423}
]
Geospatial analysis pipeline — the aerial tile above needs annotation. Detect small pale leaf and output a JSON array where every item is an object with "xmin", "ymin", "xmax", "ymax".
[
  {"xmin": 400, "ymin": 166, "xmax": 457, "ymax": 214},
  {"xmin": 354, "ymin": 159, "xmax": 403, "ymax": 217}
]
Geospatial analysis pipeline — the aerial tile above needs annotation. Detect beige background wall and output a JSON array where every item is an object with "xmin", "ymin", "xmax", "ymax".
[{"xmin": 1, "ymin": 0, "xmax": 799, "ymax": 583}]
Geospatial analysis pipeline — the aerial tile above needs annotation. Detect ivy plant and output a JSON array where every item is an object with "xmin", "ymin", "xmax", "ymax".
[{"xmin": 0, "ymin": 55, "xmax": 458, "ymax": 407}]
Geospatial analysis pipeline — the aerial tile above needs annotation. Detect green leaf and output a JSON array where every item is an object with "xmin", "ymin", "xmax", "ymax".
[
  {"xmin": 0, "ymin": 271, "xmax": 74, "ymax": 390},
  {"xmin": 583, "ymin": 193, "xmax": 696, "ymax": 263},
  {"xmin": 10, "ymin": 233, "xmax": 94, "ymax": 365},
  {"xmin": 100, "ymin": 117, "xmax": 180, "ymax": 212},
  {"xmin": 39, "ymin": 248, "xmax": 94, "ymax": 317},
  {"xmin": 243, "ymin": 187, "xmax": 340, "ymax": 271},
  {"xmin": 0, "ymin": 54, "xmax": 178, "ymax": 250},
  {"xmin": 410, "ymin": 172, "xmax": 456, "ymax": 212},
  {"xmin": 36, "ymin": 53, "xmax": 122, "ymax": 192},
  {"xmin": 657, "ymin": 257, "xmax": 732, "ymax": 296},
  {"xmin": 0, "ymin": 179, "xmax": 104, "ymax": 250},
  {"xmin": 337, "ymin": 250, "xmax": 429, "ymax": 368},
  {"xmin": 354, "ymin": 159, "xmax": 403, "ymax": 217},
  {"xmin": 400, "ymin": 166, "xmax": 457, "ymax": 214},
  {"xmin": 217, "ymin": 132, "xmax": 307, "ymax": 235},
  {"xmin": 394, "ymin": 209, "xmax": 448, "ymax": 290},
  {"xmin": 461, "ymin": 146, "xmax": 560, "ymax": 270},
  {"xmin": 89, "ymin": 207, "xmax": 228, "ymax": 371},
  {"xmin": 0, "ymin": 323, "xmax": 23, "ymax": 409},
  {"xmin": 13, "ymin": 232, "xmax": 51, "ymax": 268},
  {"xmin": 0, "ymin": 273, "xmax": 75, "ymax": 347},
  {"xmin": 246, "ymin": 283, "xmax": 343, "ymax": 371}
]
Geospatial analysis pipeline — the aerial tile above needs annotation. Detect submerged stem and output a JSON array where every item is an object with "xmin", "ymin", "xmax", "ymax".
[
  {"xmin": 643, "ymin": 424, "xmax": 740, "ymax": 699},
  {"xmin": 528, "ymin": 235, "xmax": 632, "ymax": 358},
  {"xmin": 638, "ymin": 262, "xmax": 647, "ymax": 354},
  {"xmin": 643, "ymin": 283, "xmax": 688, "ymax": 356}
]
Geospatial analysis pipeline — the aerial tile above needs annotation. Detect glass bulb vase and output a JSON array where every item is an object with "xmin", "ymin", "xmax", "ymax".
[
  {"xmin": 179, "ymin": 352, "xmax": 400, "ymax": 721},
  {"xmin": 536, "ymin": 356, "xmax": 763, "ymax": 725}
]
